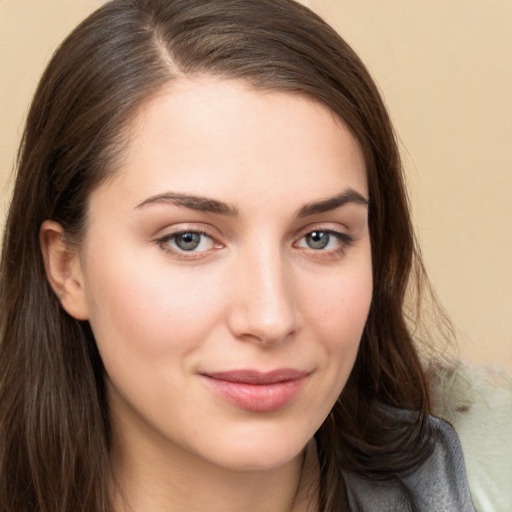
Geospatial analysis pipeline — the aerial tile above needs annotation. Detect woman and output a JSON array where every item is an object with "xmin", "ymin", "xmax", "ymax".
[{"xmin": 0, "ymin": 0, "xmax": 475, "ymax": 510}]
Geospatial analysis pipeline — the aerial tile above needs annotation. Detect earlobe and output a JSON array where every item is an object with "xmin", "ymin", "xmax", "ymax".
[{"xmin": 39, "ymin": 220, "xmax": 89, "ymax": 320}]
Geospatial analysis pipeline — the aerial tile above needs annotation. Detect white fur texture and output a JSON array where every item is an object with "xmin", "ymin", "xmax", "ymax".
[{"xmin": 429, "ymin": 362, "xmax": 512, "ymax": 512}]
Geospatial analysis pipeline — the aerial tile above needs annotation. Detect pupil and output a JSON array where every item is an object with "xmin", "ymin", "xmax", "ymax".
[
  {"xmin": 176, "ymin": 232, "xmax": 201, "ymax": 250},
  {"xmin": 307, "ymin": 231, "xmax": 329, "ymax": 249}
]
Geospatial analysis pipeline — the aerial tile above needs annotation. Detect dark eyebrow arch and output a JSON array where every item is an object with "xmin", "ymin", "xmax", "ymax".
[
  {"xmin": 297, "ymin": 189, "xmax": 369, "ymax": 218},
  {"xmin": 135, "ymin": 192, "xmax": 239, "ymax": 216}
]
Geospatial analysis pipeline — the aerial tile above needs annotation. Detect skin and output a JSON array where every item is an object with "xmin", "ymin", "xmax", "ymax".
[{"xmin": 41, "ymin": 77, "xmax": 372, "ymax": 512}]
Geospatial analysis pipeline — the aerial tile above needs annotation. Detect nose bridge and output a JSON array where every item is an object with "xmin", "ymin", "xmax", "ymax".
[{"xmin": 227, "ymin": 240, "xmax": 299, "ymax": 344}]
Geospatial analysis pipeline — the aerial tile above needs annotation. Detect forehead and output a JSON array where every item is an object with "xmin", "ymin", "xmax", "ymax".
[{"xmin": 95, "ymin": 76, "xmax": 367, "ymax": 212}]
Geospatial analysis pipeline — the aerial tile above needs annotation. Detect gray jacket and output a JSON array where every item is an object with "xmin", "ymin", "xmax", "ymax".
[{"xmin": 342, "ymin": 416, "xmax": 475, "ymax": 511}]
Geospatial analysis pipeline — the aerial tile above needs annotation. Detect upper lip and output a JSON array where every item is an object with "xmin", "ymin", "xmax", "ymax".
[{"xmin": 202, "ymin": 368, "xmax": 309, "ymax": 384}]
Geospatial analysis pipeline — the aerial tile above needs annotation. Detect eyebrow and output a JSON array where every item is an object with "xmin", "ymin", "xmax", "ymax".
[
  {"xmin": 135, "ymin": 188, "xmax": 368, "ymax": 217},
  {"xmin": 135, "ymin": 192, "xmax": 239, "ymax": 216},
  {"xmin": 297, "ymin": 189, "xmax": 369, "ymax": 217}
]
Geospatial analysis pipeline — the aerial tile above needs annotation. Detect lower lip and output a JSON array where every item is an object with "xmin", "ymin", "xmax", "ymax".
[{"xmin": 202, "ymin": 376, "xmax": 307, "ymax": 412}]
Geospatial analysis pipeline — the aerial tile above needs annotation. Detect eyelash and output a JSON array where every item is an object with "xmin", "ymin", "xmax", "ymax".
[
  {"xmin": 156, "ymin": 230, "xmax": 220, "ymax": 259},
  {"xmin": 294, "ymin": 229, "xmax": 353, "ymax": 256},
  {"xmin": 155, "ymin": 227, "xmax": 353, "ymax": 260}
]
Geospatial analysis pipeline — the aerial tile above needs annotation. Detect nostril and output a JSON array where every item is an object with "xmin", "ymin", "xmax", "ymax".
[{"xmin": 229, "ymin": 311, "xmax": 299, "ymax": 346}]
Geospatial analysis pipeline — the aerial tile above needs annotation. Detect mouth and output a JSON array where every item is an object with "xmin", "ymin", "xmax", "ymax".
[{"xmin": 200, "ymin": 369, "xmax": 309, "ymax": 412}]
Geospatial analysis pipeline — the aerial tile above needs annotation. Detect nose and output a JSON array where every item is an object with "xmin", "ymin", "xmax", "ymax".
[{"xmin": 226, "ymin": 246, "xmax": 301, "ymax": 346}]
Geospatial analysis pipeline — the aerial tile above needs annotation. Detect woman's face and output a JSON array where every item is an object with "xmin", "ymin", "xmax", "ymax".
[{"xmin": 71, "ymin": 78, "xmax": 372, "ymax": 471}]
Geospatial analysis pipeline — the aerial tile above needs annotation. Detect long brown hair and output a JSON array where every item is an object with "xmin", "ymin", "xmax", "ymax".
[{"xmin": 1, "ymin": 0, "xmax": 438, "ymax": 510}]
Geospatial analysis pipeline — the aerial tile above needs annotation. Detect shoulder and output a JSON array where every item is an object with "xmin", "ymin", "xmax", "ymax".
[{"xmin": 342, "ymin": 415, "xmax": 476, "ymax": 511}]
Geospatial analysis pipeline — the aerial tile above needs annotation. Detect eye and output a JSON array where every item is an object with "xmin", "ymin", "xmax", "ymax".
[
  {"xmin": 158, "ymin": 231, "xmax": 218, "ymax": 253},
  {"xmin": 304, "ymin": 231, "xmax": 331, "ymax": 250},
  {"xmin": 296, "ymin": 230, "xmax": 352, "ymax": 252}
]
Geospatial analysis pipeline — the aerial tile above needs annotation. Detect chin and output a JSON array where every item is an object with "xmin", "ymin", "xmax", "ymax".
[
  {"xmin": 212, "ymin": 447, "xmax": 305, "ymax": 473},
  {"xmin": 194, "ymin": 421, "xmax": 313, "ymax": 472}
]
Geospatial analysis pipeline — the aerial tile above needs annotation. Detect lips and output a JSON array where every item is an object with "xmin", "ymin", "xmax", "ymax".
[{"xmin": 201, "ymin": 369, "xmax": 309, "ymax": 412}]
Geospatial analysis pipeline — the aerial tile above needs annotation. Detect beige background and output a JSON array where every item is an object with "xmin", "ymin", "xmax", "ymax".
[{"xmin": 1, "ymin": 0, "xmax": 511, "ymax": 372}]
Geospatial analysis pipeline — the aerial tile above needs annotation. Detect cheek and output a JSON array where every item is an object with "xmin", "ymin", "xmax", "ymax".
[
  {"xmin": 311, "ymin": 260, "xmax": 372, "ymax": 390},
  {"xmin": 305, "ymin": 261, "xmax": 373, "ymax": 344},
  {"xmin": 81, "ymin": 247, "xmax": 223, "ymax": 365},
  {"xmin": 293, "ymin": 262, "xmax": 372, "ymax": 432}
]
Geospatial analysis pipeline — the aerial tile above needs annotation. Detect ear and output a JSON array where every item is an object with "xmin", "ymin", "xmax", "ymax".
[{"xmin": 40, "ymin": 220, "xmax": 89, "ymax": 320}]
